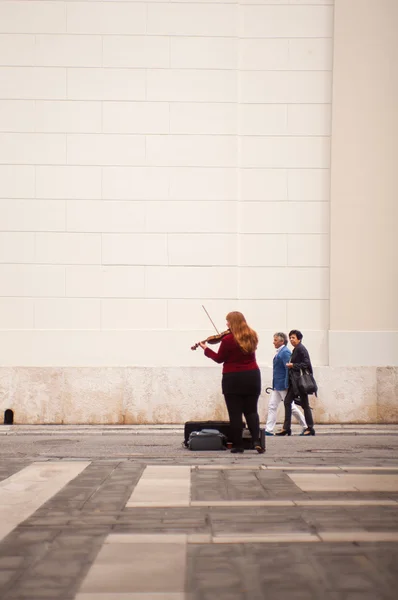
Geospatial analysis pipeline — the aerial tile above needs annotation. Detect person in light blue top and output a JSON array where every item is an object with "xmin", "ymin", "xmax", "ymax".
[{"xmin": 265, "ymin": 332, "xmax": 306, "ymax": 435}]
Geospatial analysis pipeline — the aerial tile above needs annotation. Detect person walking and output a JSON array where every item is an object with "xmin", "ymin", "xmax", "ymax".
[
  {"xmin": 199, "ymin": 311, "xmax": 264, "ymax": 454},
  {"xmin": 265, "ymin": 332, "xmax": 307, "ymax": 436},
  {"xmin": 276, "ymin": 330, "xmax": 316, "ymax": 437}
]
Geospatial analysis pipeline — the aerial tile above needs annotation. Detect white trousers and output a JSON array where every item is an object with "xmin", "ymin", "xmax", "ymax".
[{"xmin": 265, "ymin": 389, "xmax": 307, "ymax": 433}]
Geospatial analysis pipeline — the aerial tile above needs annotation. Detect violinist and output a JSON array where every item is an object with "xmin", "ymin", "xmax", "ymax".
[{"xmin": 198, "ymin": 311, "xmax": 264, "ymax": 454}]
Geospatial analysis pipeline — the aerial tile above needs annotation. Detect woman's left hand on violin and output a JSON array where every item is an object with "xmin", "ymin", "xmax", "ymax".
[{"xmin": 199, "ymin": 342, "xmax": 207, "ymax": 350}]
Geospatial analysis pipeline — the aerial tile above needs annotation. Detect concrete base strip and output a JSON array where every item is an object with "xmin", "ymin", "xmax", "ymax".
[
  {"xmin": 213, "ymin": 533, "xmax": 319, "ymax": 544},
  {"xmin": 193, "ymin": 465, "xmax": 398, "ymax": 472},
  {"xmin": 191, "ymin": 500, "xmax": 295, "ymax": 507},
  {"xmin": 127, "ymin": 499, "xmax": 397, "ymax": 508},
  {"xmin": 0, "ymin": 461, "xmax": 90, "ymax": 542},
  {"xmin": 289, "ymin": 473, "xmax": 398, "ymax": 492},
  {"xmin": 294, "ymin": 500, "xmax": 398, "ymax": 506},
  {"xmin": 318, "ymin": 531, "xmax": 398, "ymax": 543},
  {"xmin": 76, "ymin": 594, "xmax": 186, "ymax": 599},
  {"xmin": 126, "ymin": 466, "xmax": 191, "ymax": 507}
]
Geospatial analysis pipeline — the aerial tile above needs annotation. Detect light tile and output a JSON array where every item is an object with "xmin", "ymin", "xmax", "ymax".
[
  {"xmin": 65, "ymin": 266, "xmax": 145, "ymax": 298},
  {"xmin": 287, "ymin": 300, "xmax": 330, "ymax": 330},
  {"xmin": 102, "ymin": 233, "xmax": 168, "ymax": 266},
  {"xmin": 101, "ymin": 299, "xmax": 167, "ymax": 330},
  {"xmin": 169, "ymin": 167, "xmax": 237, "ymax": 201},
  {"xmin": 147, "ymin": 70, "xmax": 237, "ymax": 103},
  {"xmin": 0, "ymin": 133, "xmax": 66, "ymax": 165},
  {"xmin": 242, "ymin": 5, "xmax": 333, "ymax": 38},
  {"xmin": 168, "ymin": 233, "xmax": 237, "ymax": 266},
  {"xmin": 102, "ymin": 166, "xmax": 169, "ymax": 201},
  {"xmin": 288, "ymin": 169, "xmax": 330, "ymax": 202},
  {"xmin": 0, "ymin": 232, "xmax": 35, "ymax": 263},
  {"xmin": 126, "ymin": 466, "xmax": 191, "ymax": 507},
  {"xmin": 0, "ymin": 199, "xmax": 65, "ymax": 232},
  {"xmin": 287, "ymin": 234, "xmax": 330, "ymax": 267},
  {"xmin": 67, "ymin": 68, "xmax": 146, "ymax": 101},
  {"xmin": 0, "ymin": 100, "xmax": 35, "ymax": 133},
  {"xmin": 79, "ymin": 545, "xmax": 186, "ymax": 592},
  {"xmin": 241, "ymin": 202, "xmax": 329, "ymax": 234},
  {"xmin": 171, "ymin": 37, "xmax": 237, "ymax": 70},
  {"xmin": 236, "ymin": 300, "xmax": 287, "ymax": 330},
  {"xmin": 239, "ymin": 38, "xmax": 289, "ymax": 71},
  {"xmin": 0, "ymin": 67, "xmax": 66, "ymax": 100},
  {"xmin": 239, "ymin": 104, "xmax": 287, "ymax": 136},
  {"xmin": 166, "ymin": 298, "xmax": 237, "ymax": 330},
  {"xmin": 103, "ymin": 102, "xmax": 169, "ymax": 134},
  {"xmin": 240, "ymin": 234, "xmax": 287, "ymax": 267},
  {"xmin": 0, "ymin": 298, "xmax": 34, "ymax": 329},
  {"xmin": 35, "ymin": 35, "xmax": 101, "ymax": 67},
  {"xmin": 35, "ymin": 101, "xmax": 102, "ymax": 133},
  {"xmin": 0, "ymin": 2, "xmax": 66, "ymax": 34},
  {"xmin": 241, "ymin": 136, "xmax": 330, "ymax": 169},
  {"xmin": 0, "ymin": 462, "xmax": 89, "ymax": 542},
  {"xmin": 67, "ymin": 200, "xmax": 145, "ymax": 233},
  {"xmin": 34, "ymin": 298, "xmax": 101, "ymax": 330},
  {"xmin": 146, "ymin": 201, "xmax": 236, "ymax": 233},
  {"xmin": 147, "ymin": 4, "xmax": 237, "ymax": 36},
  {"xmin": 67, "ymin": 2, "xmax": 146, "ymax": 35},
  {"xmin": 0, "ymin": 264, "xmax": 65, "ymax": 297},
  {"xmin": 287, "ymin": 104, "xmax": 332, "ymax": 136},
  {"xmin": 289, "ymin": 38, "xmax": 333, "ymax": 70},
  {"xmin": 146, "ymin": 266, "xmax": 237, "ymax": 299},
  {"xmin": 36, "ymin": 166, "xmax": 101, "ymax": 200},
  {"xmin": 170, "ymin": 103, "xmax": 236, "ymax": 135},
  {"xmin": 0, "ymin": 165, "xmax": 35, "ymax": 198},
  {"xmin": 240, "ymin": 71, "xmax": 332, "ymax": 104},
  {"xmin": 35, "ymin": 233, "xmax": 101, "ymax": 265},
  {"xmin": 240, "ymin": 169, "xmax": 287, "ymax": 202},
  {"xmin": 67, "ymin": 134, "xmax": 145, "ymax": 166},
  {"xmin": 103, "ymin": 36, "xmax": 169, "ymax": 69},
  {"xmin": 146, "ymin": 135, "xmax": 237, "ymax": 168},
  {"xmin": 239, "ymin": 267, "xmax": 329, "ymax": 300}
]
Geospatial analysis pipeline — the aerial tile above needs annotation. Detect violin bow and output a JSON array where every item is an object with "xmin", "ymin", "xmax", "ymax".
[{"xmin": 202, "ymin": 305, "xmax": 219, "ymax": 334}]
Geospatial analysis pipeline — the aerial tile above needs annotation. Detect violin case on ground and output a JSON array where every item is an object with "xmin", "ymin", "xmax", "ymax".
[{"xmin": 183, "ymin": 420, "xmax": 265, "ymax": 451}]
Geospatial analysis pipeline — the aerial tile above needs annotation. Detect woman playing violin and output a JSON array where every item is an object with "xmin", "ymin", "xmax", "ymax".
[{"xmin": 198, "ymin": 311, "xmax": 264, "ymax": 454}]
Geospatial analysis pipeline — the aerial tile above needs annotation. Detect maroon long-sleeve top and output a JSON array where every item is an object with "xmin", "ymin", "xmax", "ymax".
[{"xmin": 204, "ymin": 333, "xmax": 259, "ymax": 374}]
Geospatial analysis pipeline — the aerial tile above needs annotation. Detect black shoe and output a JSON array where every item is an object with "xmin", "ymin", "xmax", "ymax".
[
  {"xmin": 302, "ymin": 427, "xmax": 315, "ymax": 436},
  {"xmin": 230, "ymin": 447, "xmax": 244, "ymax": 454},
  {"xmin": 275, "ymin": 429, "xmax": 291, "ymax": 436},
  {"xmin": 254, "ymin": 441, "xmax": 265, "ymax": 454}
]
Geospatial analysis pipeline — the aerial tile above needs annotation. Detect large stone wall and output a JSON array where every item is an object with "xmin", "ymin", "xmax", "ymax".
[{"xmin": 1, "ymin": 367, "xmax": 397, "ymax": 425}]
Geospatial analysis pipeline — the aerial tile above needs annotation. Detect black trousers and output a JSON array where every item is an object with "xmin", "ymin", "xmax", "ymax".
[
  {"xmin": 283, "ymin": 386, "xmax": 314, "ymax": 431},
  {"xmin": 224, "ymin": 394, "xmax": 260, "ymax": 449}
]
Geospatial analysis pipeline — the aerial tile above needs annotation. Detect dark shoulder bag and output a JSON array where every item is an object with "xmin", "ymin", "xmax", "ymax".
[{"xmin": 298, "ymin": 369, "xmax": 318, "ymax": 396}]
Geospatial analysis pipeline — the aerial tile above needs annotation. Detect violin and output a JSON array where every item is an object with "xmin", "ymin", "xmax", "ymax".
[{"xmin": 191, "ymin": 329, "xmax": 230, "ymax": 351}]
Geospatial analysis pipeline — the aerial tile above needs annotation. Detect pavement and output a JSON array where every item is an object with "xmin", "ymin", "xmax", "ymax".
[{"xmin": 0, "ymin": 424, "xmax": 398, "ymax": 599}]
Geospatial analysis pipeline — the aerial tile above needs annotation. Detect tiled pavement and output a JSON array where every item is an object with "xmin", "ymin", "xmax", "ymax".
[{"xmin": 0, "ymin": 427, "xmax": 397, "ymax": 599}]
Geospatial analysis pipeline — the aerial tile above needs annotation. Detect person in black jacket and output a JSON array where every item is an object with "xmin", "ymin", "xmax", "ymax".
[{"xmin": 276, "ymin": 330, "xmax": 315, "ymax": 436}]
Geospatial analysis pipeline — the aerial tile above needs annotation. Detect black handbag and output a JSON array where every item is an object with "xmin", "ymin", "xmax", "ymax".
[{"xmin": 297, "ymin": 369, "xmax": 318, "ymax": 395}]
